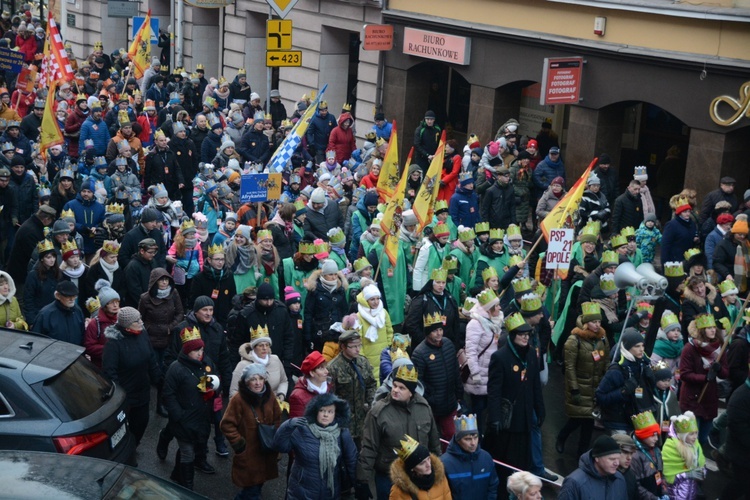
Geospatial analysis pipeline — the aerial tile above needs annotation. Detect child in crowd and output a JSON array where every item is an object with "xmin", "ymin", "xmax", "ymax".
[
  {"xmin": 630, "ymin": 411, "xmax": 668, "ymax": 500},
  {"xmin": 651, "ymin": 361, "xmax": 680, "ymax": 442},
  {"xmin": 663, "ymin": 412, "xmax": 705, "ymax": 500},
  {"xmin": 635, "ymin": 213, "xmax": 662, "ymax": 264},
  {"xmin": 651, "ymin": 310, "xmax": 683, "ymax": 389}
]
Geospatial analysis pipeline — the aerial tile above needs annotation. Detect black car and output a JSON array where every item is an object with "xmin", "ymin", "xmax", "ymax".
[
  {"xmin": 0, "ymin": 450, "xmax": 207, "ymax": 498},
  {"xmin": 0, "ymin": 329, "xmax": 135, "ymax": 463}
]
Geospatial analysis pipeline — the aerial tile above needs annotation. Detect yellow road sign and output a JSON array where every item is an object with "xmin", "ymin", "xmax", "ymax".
[
  {"xmin": 266, "ymin": 0, "xmax": 299, "ymax": 19},
  {"xmin": 266, "ymin": 20, "xmax": 293, "ymax": 51},
  {"xmin": 266, "ymin": 50, "xmax": 302, "ymax": 67}
]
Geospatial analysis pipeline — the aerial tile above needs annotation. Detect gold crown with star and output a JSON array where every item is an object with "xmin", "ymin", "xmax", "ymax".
[
  {"xmin": 394, "ymin": 434, "xmax": 420, "ymax": 462},
  {"xmin": 102, "ymin": 240, "xmax": 120, "ymax": 255},
  {"xmin": 250, "ymin": 325, "xmax": 270, "ymax": 341},
  {"xmin": 36, "ymin": 239, "xmax": 55, "ymax": 254},
  {"xmin": 423, "ymin": 312, "xmax": 443, "ymax": 328},
  {"xmin": 61, "ymin": 240, "xmax": 78, "ymax": 255},
  {"xmin": 394, "ymin": 363, "xmax": 418, "ymax": 383}
]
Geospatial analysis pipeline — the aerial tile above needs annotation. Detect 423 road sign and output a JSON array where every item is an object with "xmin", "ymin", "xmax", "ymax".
[{"xmin": 266, "ymin": 50, "xmax": 302, "ymax": 67}]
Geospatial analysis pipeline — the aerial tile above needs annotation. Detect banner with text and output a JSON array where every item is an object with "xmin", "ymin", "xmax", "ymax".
[
  {"xmin": 546, "ymin": 228, "xmax": 574, "ymax": 270},
  {"xmin": 240, "ymin": 173, "xmax": 283, "ymax": 203}
]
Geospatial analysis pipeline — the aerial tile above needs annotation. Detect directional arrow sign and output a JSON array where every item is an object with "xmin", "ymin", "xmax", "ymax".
[
  {"xmin": 266, "ymin": 50, "xmax": 302, "ymax": 67},
  {"xmin": 267, "ymin": 20, "xmax": 293, "ymax": 51},
  {"xmin": 266, "ymin": 0, "xmax": 299, "ymax": 19}
]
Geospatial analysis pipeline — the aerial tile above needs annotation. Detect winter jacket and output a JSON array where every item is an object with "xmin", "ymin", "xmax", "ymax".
[
  {"xmin": 306, "ymin": 111, "xmax": 337, "ymax": 155},
  {"xmin": 78, "ymin": 115, "xmax": 111, "ymax": 156},
  {"xmin": 630, "ymin": 445, "xmax": 666, "ymax": 500},
  {"xmin": 661, "ymin": 216, "xmax": 697, "ymax": 265},
  {"xmin": 164, "ymin": 352, "xmax": 216, "ymax": 442},
  {"xmin": 699, "ymin": 187, "xmax": 738, "ymax": 226},
  {"xmin": 577, "ymin": 188, "xmax": 610, "ymax": 232},
  {"xmin": 304, "ymin": 271, "xmax": 348, "ymax": 347},
  {"xmin": 122, "ymin": 254, "xmax": 155, "ymax": 308},
  {"xmin": 349, "ymin": 197, "xmax": 376, "ymax": 262},
  {"xmin": 0, "ymin": 130, "xmax": 32, "ymax": 164},
  {"xmin": 8, "ymin": 214, "xmax": 48, "ymax": 285},
  {"xmin": 102, "ymin": 324, "xmax": 161, "ymax": 408},
  {"xmin": 0, "ymin": 273, "xmax": 23, "ymax": 329},
  {"xmin": 356, "ymin": 292, "xmax": 394, "ymax": 382},
  {"xmin": 119, "ymin": 224, "xmax": 166, "ymax": 270},
  {"xmin": 64, "ymin": 107, "xmax": 88, "ymax": 157},
  {"xmin": 404, "ymin": 286, "xmax": 460, "ymax": 348},
  {"xmin": 678, "ymin": 336, "xmax": 728, "ymax": 420},
  {"xmin": 327, "ymin": 112, "xmax": 356, "ymax": 165},
  {"xmin": 480, "ymin": 181, "xmax": 516, "ymax": 230},
  {"xmin": 595, "ymin": 356, "xmax": 657, "ymax": 431},
  {"xmin": 31, "ymin": 299, "xmax": 85, "ymax": 345},
  {"xmin": 413, "ymin": 120, "xmax": 441, "ymax": 168},
  {"xmin": 237, "ymin": 127, "xmax": 270, "ymax": 164},
  {"xmin": 593, "ymin": 165, "xmax": 619, "ymax": 208},
  {"xmin": 229, "ymin": 344, "xmax": 288, "ymax": 398},
  {"xmin": 725, "ymin": 381, "xmax": 750, "ymax": 465},
  {"xmin": 200, "ymin": 129, "xmax": 223, "ymax": 163},
  {"xmin": 438, "ymin": 154, "xmax": 461, "ymax": 202},
  {"xmin": 189, "ymin": 266, "xmax": 237, "ymax": 327},
  {"xmin": 288, "ymin": 376, "xmax": 335, "ymax": 418},
  {"xmin": 266, "ymin": 219, "xmax": 295, "ymax": 260},
  {"xmin": 168, "ymin": 134, "xmax": 199, "ymax": 184},
  {"xmin": 412, "ymin": 337, "xmax": 463, "ymax": 417},
  {"xmin": 535, "ymin": 186, "xmax": 566, "ymax": 221},
  {"xmin": 712, "ymin": 232, "xmax": 749, "ymax": 282},
  {"xmin": 145, "ymin": 84, "xmax": 169, "ymax": 111},
  {"xmin": 144, "ymin": 146, "xmax": 183, "ymax": 196},
  {"xmin": 138, "ymin": 268, "xmax": 184, "ymax": 350},
  {"xmin": 23, "ymin": 270, "xmax": 59, "ymax": 328},
  {"xmin": 63, "ymin": 195, "xmax": 105, "ymax": 255},
  {"xmin": 449, "ymin": 186, "xmax": 479, "ymax": 228},
  {"xmin": 533, "ymin": 155, "xmax": 565, "ymax": 192},
  {"xmin": 440, "ymin": 438, "xmax": 499, "ymax": 500},
  {"xmin": 558, "ymin": 451, "xmax": 628, "ymax": 500},
  {"xmin": 703, "ymin": 225, "xmax": 726, "ymax": 270},
  {"xmin": 726, "ymin": 327, "xmax": 750, "ymax": 392},
  {"xmin": 357, "ymin": 392, "xmax": 441, "ymax": 478},
  {"xmin": 389, "ymin": 455, "xmax": 452, "ymax": 500},
  {"xmin": 304, "ymin": 198, "xmax": 344, "ymax": 239},
  {"xmin": 230, "ymin": 299, "xmax": 295, "ymax": 373},
  {"xmin": 508, "ymin": 159, "xmax": 533, "ymax": 224},
  {"xmin": 83, "ymin": 308, "xmax": 118, "ymax": 368},
  {"xmin": 679, "ymin": 284, "xmax": 727, "ymax": 339},
  {"xmin": 564, "ymin": 325, "xmax": 610, "ymax": 418},
  {"xmin": 463, "ymin": 307, "xmax": 500, "ymax": 396},
  {"xmin": 635, "ymin": 222, "xmax": 662, "ymax": 264},
  {"xmin": 328, "ymin": 352, "xmax": 377, "ymax": 439},
  {"xmin": 9, "ymin": 171, "xmax": 37, "ymax": 223},
  {"xmin": 611, "ymin": 190, "xmax": 644, "ymax": 235}
]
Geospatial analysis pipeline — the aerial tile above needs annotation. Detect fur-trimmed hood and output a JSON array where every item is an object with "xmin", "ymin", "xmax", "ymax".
[
  {"xmin": 103, "ymin": 324, "xmax": 124, "ymax": 340},
  {"xmin": 682, "ymin": 282, "xmax": 717, "ymax": 309},
  {"xmin": 389, "ymin": 454, "xmax": 445, "ymax": 497},
  {"xmin": 304, "ymin": 269, "xmax": 349, "ymax": 292},
  {"xmin": 572, "ymin": 324, "xmax": 607, "ymax": 341},
  {"xmin": 0, "ymin": 271, "xmax": 17, "ymax": 305},
  {"xmin": 302, "ymin": 392, "xmax": 351, "ymax": 428}
]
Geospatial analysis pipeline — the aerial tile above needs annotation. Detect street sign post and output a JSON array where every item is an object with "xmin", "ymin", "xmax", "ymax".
[
  {"xmin": 265, "ymin": 0, "xmax": 299, "ymax": 19},
  {"xmin": 266, "ymin": 51, "xmax": 302, "ymax": 67},
  {"xmin": 133, "ymin": 16, "xmax": 160, "ymax": 46},
  {"xmin": 266, "ymin": 20, "xmax": 292, "ymax": 50}
]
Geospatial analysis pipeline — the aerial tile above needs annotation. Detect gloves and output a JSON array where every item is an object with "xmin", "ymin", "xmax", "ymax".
[
  {"xmin": 570, "ymin": 389, "xmax": 582, "ymax": 405},
  {"xmin": 710, "ymin": 362, "xmax": 721, "ymax": 373},
  {"xmin": 354, "ymin": 482, "xmax": 372, "ymax": 500},
  {"xmin": 230, "ymin": 437, "xmax": 246, "ymax": 454},
  {"xmin": 622, "ymin": 377, "xmax": 638, "ymax": 396},
  {"xmin": 707, "ymin": 362, "xmax": 721, "ymax": 382}
]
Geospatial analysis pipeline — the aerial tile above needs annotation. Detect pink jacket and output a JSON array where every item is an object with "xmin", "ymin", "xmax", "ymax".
[{"xmin": 463, "ymin": 306, "xmax": 500, "ymax": 396}]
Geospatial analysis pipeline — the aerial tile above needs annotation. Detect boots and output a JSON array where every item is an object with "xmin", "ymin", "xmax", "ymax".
[
  {"xmin": 169, "ymin": 450, "xmax": 182, "ymax": 483},
  {"xmin": 193, "ymin": 443, "xmax": 216, "ymax": 474},
  {"xmin": 157, "ymin": 429, "xmax": 170, "ymax": 460},
  {"xmin": 179, "ymin": 462, "xmax": 195, "ymax": 490}
]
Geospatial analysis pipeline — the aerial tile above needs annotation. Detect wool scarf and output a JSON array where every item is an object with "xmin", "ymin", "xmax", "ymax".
[
  {"xmin": 251, "ymin": 352, "xmax": 270, "ymax": 366},
  {"xmin": 99, "ymin": 259, "xmax": 119, "ymax": 283},
  {"xmin": 358, "ymin": 301, "xmax": 385, "ymax": 342},
  {"xmin": 307, "ymin": 422, "xmax": 341, "ymax": 496}
]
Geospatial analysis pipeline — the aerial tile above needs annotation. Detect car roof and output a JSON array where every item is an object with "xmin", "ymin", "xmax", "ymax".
[{"xmin": 0, "ymin": 329, "xmax": 83, "ymax": 384}]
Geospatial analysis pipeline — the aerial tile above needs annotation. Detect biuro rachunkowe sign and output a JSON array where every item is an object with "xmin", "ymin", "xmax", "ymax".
[{"xmin": 710, "ymin": 81, "xmax": 750, "ymax": 126}]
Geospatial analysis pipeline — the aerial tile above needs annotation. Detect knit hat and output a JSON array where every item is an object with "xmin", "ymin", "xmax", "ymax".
[
  {"xmin": 284, "ymin": 285, "xmax": 301, "ymax": 305},
  {"xmin": 403, "ymin": 441, "xmax": 430, "ymax": 470},
  {"xmin": 116, "ymin": 306, "xmax": 141, "ymax": 328},
  {"xmin": 644, "ymin": 213, "xmax": 658, "ymax": 223},
  {"xmin": 364, "ymin": 191, "xmax": 378, "ymax": 207},
  {"xmin": 590, "ymin": 435, "xmax": 622, "ymax": 458},
  {"xmin": 140, "ymin": 207, "xmax": 161, "ymax": 223},
  {"xmin": 320, "ymin": 259, "xmax": 338, "ymax": 276},
  {"xmin": 612, "ymin": 433, "xmax": 637, "ymax": 453},
  {"xmin": 631, "ymin": 411, "xmax": 660, "ymax": 441},
  {"xmin": 551, "ymin": 176, "xmax": 565, "ymax": 187},
  {"xmin": 716, "ymin": 213, "xmax": 734, "ymax": 225},
  {"xmin": 424, "ymin": 110, "xmax": 436, "ymax": 119},
  {"xmin": 51, "ymin": 219, "xmax": 71, "ymax": 236},
  {"xmin": 393, "ymin": 363, "xmax": 419, "ymax": 394},
  {"xmin": 621, "ymin": 327, "xmax": 644, "ymax": 350},
  {"xmin": 241, "ymin": 362, "xmax": 267, "ymax": 381},
  {"xmin": 192, "ymin": 295, "xmax": 214, "ymax": 312},
  {"xmin": 300, "ymin": 351, "xmax": 326, "ymax": 375},
  {"xmin": 652, "ymin": 360, "xmax": 672, "ymax": 381},
  {"xmin": 81, "ymin": 178, "xmax": 95, "ymax": 192},
  {"xmin": 597, "ymin": 153, "xmax": 612, "ymax": 165},
  {"xmin": 587, "ymin": 172, "xmax": 600, "ymax": 186},
  {"xmin": 310, "ymin": 187, "xmax": 326, "ymax": 204},
  {"xmin": 257, "ymin": 283, "xmax": 275, "ymax": 300},
  {"xmin": 95, "ymin": 279, "xmax": 120, "ymax": 306},
  {"xmin": 363, "ymin": 284, "xmax": 381, "ymax": 300},
  {"xmin": 731, "ymin": 214, "xmax": 748, "ymax": 234}
]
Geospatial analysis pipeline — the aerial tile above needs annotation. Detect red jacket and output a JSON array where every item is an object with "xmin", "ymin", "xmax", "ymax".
[
  {"xmin": 678, "ymin": 339, "xmax": 729, "ymax": 420},
  {"xmin": 15, "ymin": 34, "xmax": 37, "ymax": 63},
  {"xmin": 83, "ymin": 309, "xmax": 118, "ymax": 368},
  {"xmin": 11, "ymin": 90, "xmax": 35, "ymax": 118},
  {"xmin": 326, "ymin": 112, "xmax": 356, "ymax": 165},
  {"xmin": 64, "ymin": 107, "xmax": 88, "ymax": 157},
  {"xmin": 288, "ymin": 376, "xmax": 334, "ymax": 418},
  {"xmin": 437, "ymin": 154, "xmax": 461, "ymax": 202}
]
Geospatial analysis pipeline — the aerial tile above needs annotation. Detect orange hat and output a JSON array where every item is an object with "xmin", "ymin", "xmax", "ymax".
[
  {"xmin": 731, "ymin": 214, "xmax": 748, "ymax": 234},
  {"xmin": 228, "ymin": 170, "xmax": 240, "ymax": 184}
]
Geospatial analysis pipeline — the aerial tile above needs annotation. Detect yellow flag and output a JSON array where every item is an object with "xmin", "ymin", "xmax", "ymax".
[
  {"xmin": 539, "ymin": 158, "xmax": 597, "ymax": 241},
  {"xmin": 380, "ymin": 148, "xmax": 413, "ymax": 266},
  {"xmin": 412, "ymin": 130, "xmax": 446, "ymax": 232},
  {"xmin": 128, "ymin": 10, "xmax": 152, "ymax": 80},
  {"xmin": 39, "ymin": 80, "xmax": 64, "ymax": 154},
  {"xmin": 376, "ymin": 120, "xmax": 399, "ymax": 200}
]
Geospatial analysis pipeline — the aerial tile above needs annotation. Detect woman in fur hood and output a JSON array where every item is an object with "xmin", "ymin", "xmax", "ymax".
[
  {"xmin": 389, "ymin": 435, "xmax": 451, "ymax": 500},
  {"xmin": 679, "ymin": 275, "xmax": 728, "ymax": 343},
  {"xmin": 304, "ymin": 258, "xmax": 349, "ymax": 352}
]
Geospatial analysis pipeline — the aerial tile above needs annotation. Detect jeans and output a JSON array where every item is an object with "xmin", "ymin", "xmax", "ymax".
[
  {"xmin": 530, "ymin": 410, "xmax": 544, "ymax": 474},
  {"xmin": 697, "ymin": 416, "xmax": 712, "ymax": 449},
  {"xmin": 375, "ymin": 472, "xmax": 392, "ymax": 500},
  {"xmin": 235, "ymin": 484, "xmax": 263, "ymax": 500}
]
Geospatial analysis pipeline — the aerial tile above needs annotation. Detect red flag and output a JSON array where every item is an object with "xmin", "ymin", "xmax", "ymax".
[{"xmin": 40, "ymin": 12, "xmax": 75, "ymax": 86}]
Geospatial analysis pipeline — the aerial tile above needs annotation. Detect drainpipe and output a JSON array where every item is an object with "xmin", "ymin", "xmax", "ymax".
[{"xmin": 176, "ymin": 0, "xmax": 184, "ymax": 68}]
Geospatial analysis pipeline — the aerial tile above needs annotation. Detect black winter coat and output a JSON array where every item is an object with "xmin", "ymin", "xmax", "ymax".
[
  {"xmin": 411, "ymin": 338, "xmax": 463, "ymax": 417},
  {"xmin": 303, "ymin": 279, "xmax": 348, "ymax": 347},
  {"xmin": 700, "ymin": 187, "xmax": 738, "ymax": 226},
  {"xmin": 266, "ymin": 221, "xmax": 294, "ymax": 260},
  {"xmin": 303, "ymin": 201, "xmax": 344, "ymax": 239},
  {"xmin": 190, "ymin": 126, "xmax": 209, "ymax": 156},
  {"xmin": 189, "ymin": 267, "xmax": 237, "ymax": 327},
  {"xmin": 84, "ymin": 261, "xmax": 125, "ymax": 304},
  {"xmin": 413, "ymin": 121, "xmax": 441, "ymax": 167},
  {"xmin": 102, "ymin": 325, "xmax": 161, "ymax": 408},
  {"xmin": 712, "ymin": 233, "xmax": 745, "ymax": 281},
  {"xmin": 0, "ymin": 185, "xmax": 16, "ymax": 227},
  {"xmin": 595, "ymin": 358, "xmax": 656, "ymax": 431},
  {"xmin": 230, "ymin": 300, "xmax": 295, "ymax": 372},
  {"xmin": 593, "ymin": 165, "xmax": 619, "ymax": 208},
  {"xmin": 118, "ymin": 224, "xmax": 166, "ymax": 270},
  {"xmin": 163, "ymin": 352, "xmax": 216, "ymax": 442},
  {"xmin": 9, "ymin": 172, "xmax": 38, "ymax": 224},
  {"xmin": 169, "ymin": 134, "xmax": 200, "ymax": 183},
  {"xmin": 404, "ymin": 286, "xmax": 460, "ymax": 349},
  {"xmin": 661, "ymin": 216, "xmax": 697, "ymax": 264},
  {"xmin": 144, "ymin": 147, "xmax": 183, "ymax": 196},
  {"xmin": 237, "ymin": 128, "xmax": 270, "ymax": 164},
  {"xmin": 23, "ymin": 270, "xmax": 59, "ymax": 323},
  {"xmin": 8, "ymin": 214, "xmax": 47, "ymax": 285},
  {"xmin": 725, "ymin": 381, "xmax": 750, "ymax": 465},
  {"xmin": 611, "ymin": 190, "xmax": 643, "ymax": 234},
  {"xmin": 31, "ymin": 299, "xmax": 84, "ymax": 345},
  {"xmin": 122, "ymin": 254, "xmax": 156, "ymax": 308},
  {"xmin": 481, "ymin": 182, "xmax": 516, "ymax": 229},
  {"xmin": 200, "ymin": 129, "xmax": 223, "ymax": 163}
]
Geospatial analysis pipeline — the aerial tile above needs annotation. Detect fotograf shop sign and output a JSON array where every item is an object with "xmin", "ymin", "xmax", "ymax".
[
  {"xmin": 545, "ymin": 228, "xmax": 574, "ymax": 270},
  {"xmin": 240, "ymin": 173, "xmax": 283, "ymax": 203},
  {"xmin": 540, "ymin": 57, "xmax": 584, "ymax": 105},
  {"xmin": 402, "ymin": 27, "xmax": 470, "ymax": 65}
]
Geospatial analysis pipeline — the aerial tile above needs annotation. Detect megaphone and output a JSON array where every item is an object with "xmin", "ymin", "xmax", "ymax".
[
  {"xmin": 614, "ymin": 262, "xmax": 649, "ymax": 291},
  {"xmin": 636, "ymin": 263, "xmax": 668, "ymax": 291}
]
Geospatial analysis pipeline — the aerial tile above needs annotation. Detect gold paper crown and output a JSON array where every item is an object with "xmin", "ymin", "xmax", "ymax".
[
  {"xmin": 489, "ymin": 228, "xmax": 504, "ymax": 240},
  {"xmin": 719, "ymin": 279, "xmax": 738, "ymax": 295},
  {"xmin": 76, "ymin": 92, "xmax": 87, "ymax": 102},
  {"xmin": 454, "ymin": 414, "xmax": 478, "ymax": 434},
  {"xmin": 237, "ymin": 68, "xmax": 246, "ymax": 75},
  {"xmin": 512, "ymin": 277, "xmax": 532, "ymax": 294},
  {"xmin": 684, "ymin": 248, "xmax": 701, "ymax": 261},
  {"xmin": 463, "ymin": 298, "xmax": 477, "ymax": 312},
  {"xmin": 85, "ymin": 296, "xmax": 100, "ymax": 314},
  {"xmin": 314, "ymin": 240, "xmax": 330, "ymax": 255},
  {"xmin": 434, "ymin": 200, "xmax": 448, "ymax": 212},
  {"xmin": 535, "ymin": 282, "xmax": 547, "ymax": 297},
  {"xmin": 610, "ymin": 234, "xmax": 627, "ymax": 249},
  {"xmin": 475, "ymin": 222, "xmax": 489, "ymax": 233},
  {"xmin": 102, "ymin": 240, "xmax": 120, "ymax": 255},
  {"xmin": 61, "ymin": 240, "xmax": 78, "ymax": 254},
  {"xmin": 441, "ymin": 256, "xmax": 457, "ymax": 271},
  {"xmin": 180, "ymin": 219, "xmax": 196, "ymax": 233},
  {"xmin": 664, "ymin": 261, "xmax": 685, "ymax": 278},
  {"xmin": 204, "ymin": 96, "xmax": 216, "ymax": 107},
  {"xmin": 466, "ymin": 134, "xmax": 480, "ymax": 146},
  {"xmin": 620, "ymin": 226, "xmax": 636, "ymax": 238},
  {"xmin": 600, "ymin": 273, "xmax": 617, "ymax": 293},
  {"xmin": 93, "ymin": 41, "xmax": 103, "ymax": 50},
  {"xmin": 90, "ymin": 100, "xmax": 102, "ymax": 111},
  {"xmin": 133, "ymin": 89, "xmax": 141, "ymax": 96},
  {"xmin": 263, "ymin": 113, "xmax": 272, "ymax": 121},
  {"xmin": 506, "ymin": 224, "xmax": 522, "ymax": 240},
  {"xmin": 299, "ymin": 241, "xmax": 316, "ymax": 254},
  {"xmin": 581, "ymin": 301, "xmax": 601, "ymax": 318},
  {"xmin": 61, "ymin": 208, "xmax": 75, "ymax": 220},
  {"xmin": 319, "ymin": 100, "xmax": 328, "ymax": 108},
  {"xmin": 651, "ymin": 359, "xmax": 670, "ymax": 374},
  {"xmin": 375, "ymin": 137, "xmax": 387, "ymax": 148},
  {"xmin": 256, "ymin": 229, "xmax": 272, "ymax": 241},
  {"xmin": 353, "ymin": 257, "xmax": 372, "ymax": 273},
  {"xmin": 581, "ymin": 223, "xmax": 600, "ymax": 238},
  {"xmin": 391, "ymin": 334, "xmax": 411, "ymax": 351},
  {"xmin": 675, "ymin": 196, "xmax": 690, "ymax": 209},
  {"xmin": 458, "ymin": 227, "xmax": 476, "ymax": 242},
  {"xmin": 423, "ymin": 311, "xmax": 443, "ymax": 328},
  {"xmin": 695, "ymin": 313, "xmax": 716, "ymax": 329},
  {"xmin": 217, "ymin": 76, "xmax": 228, "ymax": 86},
  {"xmin": 180, "ymin": 326, "xmax": 202, "ymax": 344},
  {"xmin": 281, "ymin": 119, "xmax": 293, "ymax": 128},
  {"xmin": 196, "ymin": 63, "xmax": 205, "ymax": 70},
  {"xmin": 342, "ymin": 103, "xmax": 352, "ymax": 111},
  {"xmin": 430, "ymin": 267, "xmax": 448, "ymax": 281},
  {"xmin": 154, "ymin": 129, "xmax": 166, "ymax": 140},
  {"xmin": 207, "ymin": 243, "xmax": 223, "ymax": 256},
  {"xmin": 118, "ymin": 110, "xmax": 130, "ymax": 125},
  {"xmin": 105, "ymin": 202, "xmax": 125, "ymax": 215},
  {"xmin": 476, "ymin": 288, "xmax": 498, "ymax": 308},
  {"xmin": 660, "ymin": 311, "xmax": 680, "ymax": 330},
  {"xmin": 504, "ymin": 312, "xmax": 527, "ymax": 332},
  {"xmin": 520, "ymin": 293, "xmax": 542, "ymax": 313},
  {"xmin": 394, "ymin": 363, "xmax": 418, "ymax": 383},
  {"xmin": 482, "ymin": 266, "xmax": 498, "ymax": 282},
  {"xmin": 394, "ymin": 434, "xmax": 421, "ymax": 462},
  {"xmin": 172, "ymin": 67, "xmax": 183, "ymax": 75},
  {"xmin": 631, "ymin": 411, "xmax": 658, "ymax": 431},
  {"xmin": 601, "ymin": 250, "xmax": 619, "ymax": 267},
  {"xmin": 671, "ymin": 412, "xmax": 698, "ymax": 434},
  {"xmin": 636, "ymin": 302, "xmax": 654, "ymax": 315},
  {"xmin": 508, "ymin": 255, "xmax": 523, "ymax": 268},
  {"xmin": 250, "ymin": 324, "xmax": 270, "ymax": 341},
  {"xmin": 390, "ymin": 347, "xmax": 410, "ymax": 362}
]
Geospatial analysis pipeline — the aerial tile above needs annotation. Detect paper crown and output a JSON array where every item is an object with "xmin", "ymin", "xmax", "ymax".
[
  {"xmin": 610, "ymin": 234, "xmax": 627, "ymax": 249},
  {"xmin": 256, "ymin": 229, "xmax": 272, "ymax": 241},
  {"xmin": 535, "ymin": 282, "xmax": 547, "ymax": 297},
  {"xmin": 237, "ymin": 67, "xmax": 246, "ymax": 75},
  {"xmin": 36, "ymin": 239, "xmax": 55, "ymax": 254},
  {"xmin": 671, "ymin": 412, "xmax": 698, "ymax": 434},
  {"xmin": 601, "ymin": 250, "xmax": 619, "ymax": 267},
  {"xmin": 599, "ymin": 273, "xmax": 618, "ymax": 294},
  {"xmin": 180, "ymin": 219, "xmax": 196, "ymax": 233},
  {"xmin": 719, "ymin": 279, "xmax": 739, "ymax": 296},
  {"xmin": 695, "ymin": 313, "xmax": 716, "ymax": 329},
  {"xmin": 390, "ymin": 347, "xmax": 410, "ymax": 362},
  {"xmin": 196, "ymin": 63, "xmax": 205, "ymax": 70},
  {"xmin": 262, "ymin": 113, "xmax": 272, "ymax": 121},
  {"xmin": 207, "ymin": 243, "xmax": 223, "ymax": 256},
  {"xmin": 1, "ymin": 141, "xmax": 14, "ymax": 152},
  {"xmin": 38, "ymin": 186, "xmax": 51, "ymax": 197},
  {"xmin": 394, "ymin": 363, "xmax": 418, "ymax": 383},
  {"xmin": 683, "ymin": 248, "xmax": 701, "ymax": 262},
  {"xmin": 61, "ymin": 208, "xmax": 75, "ymax": 220},
  {"xmin": 105, "ymin": 203, "xmax": 125, "ymax": 215},
  {"xmin": 314, "ymin": 240, "xmax": 330, "ymax": 256},
  {"xmin": 61, "ymin": 240, "xmax": 78, "ymax": 255},
  {"xmin": 342, "ymin": 103, "xmax": 352, "ymax": 112},
  {"xmin": 660, "ymin": 310, "xmax": 680, "ymax": 330},
  {"xmin": 375, "ymin": 137, "xmax": 387, "ymax": 148},
  {"xmin": 391, "ymin": 333, "xmax": 411, "ymax": 351},
  {"xmin": 466, "ymin": 134, "xmax": 480, "ymax": 146},
  {"xmin": 217, "ymin": 76, "xmax": 228, "ymax": 86},
  {"xmin": 394, "ymin": 434, "xmax": 421, "ymax": 462},
  {"xmin": 459, "ymin": 171, "xmax": 473, "ymax": 183},
  {"xmin": 620, "ymin": 226, "xmax": 635, "ymax": 238},
  {"xmin": 631, "ymin": 410, "xmax": 658, "ymax": 431},
  {"xmin": 634, "ymin": 166, "xmax": 648, "ymax": 177},
  {"xmin": 327, "ymin": 227, "xmax": 345, "ymax": 244},
  {"xmin": 508, "ymin": 255, "xmax": 523, "ymax": 268},
  {"xmin": 117, "ymin": 109, "xmax": 130, "ymax": 126},
  {"xmin": 280, "ymin": 119, "xmax": 293, "ymax": 128},
  {"xmin": 93, "ymin": 41, "xmax": 103, "ymax": 50},
  {"xmin": 204, "ymin": 96, "xmax": 217, "ymax": 108},
  {"xmin": 506, "ymin": 224, "xmax": 522, "ymax": 240},
  {"xmin": 133, "ymin": 89, "xmax": 141, "ymax": 96},
  {"xmin": 664, "ymin": 261, "xmax": 685, "ymax": 278},
  {"xmin": 423, "ymin": 311, "xmax": 443, "ymax": 328},
  {"xmin": 454, "ymin": 414, "xmax": 478, "ymax": 435},
  {"xmin": 85, "ymin": 296, "xmax": 100, "ymax": 314},
  {"xmin": 430, "ymin": 267, "xmax": 448, "ymax": 281},
  {"xmin": 353, "ymin": 257, "xmax": 372, "ymax": 273},
  {"xmin": 458, "ymin": 227, "xmax": 476, "ymax": 242},
  {"xmin": 512, "ymin": 277, "xmax": 532, "ymax": 294},
  {"xmin": 581, "ymin": 301, "xmax": 601, "ymax": 318},
  {"xmin": 520, "ymin": 293, "xmax": 542, "ymax": 314},
  {"xmin": 102, "ymin": 240, "xmax": 120, "ymax": 255},
  {"xmin": 154, "ymin": 129, "xmax": 166, "ymax": 140},
  {"xmin": 489, "ymin": 228, "xmax": 504, "ymax": 240},
  {"xmin": 299, "ymin": 241, "xmax": 316, "ymax": 254},
  {"xmin": 636, "ymin": 302, "xmax": 654, "ymax": 316},
  {"xmin": 651, "ymin": 359, "xmax": 671, "ymax": 378},
  {"xmin": 180, "ymin": 326, "xmax": 202, "ymax": 344},
  {"xmin": 319, "ymin": 100, "xmax": 328, "ymax": 108},
  {"xmin": 482, "ymin": 266, "xmax": 498, "ymax": 282},
  {"xmin": 475, "ymin": 222, "xmax": 489, "ymax": 234},
  {"xmin": 441, "ymin": 256, "xmax": 458, "ymax": 271},
  {"xmin": 434, "ymin": 199, "xmax": 449, "ymax": 213},
  {"xmin": 675, "ymin": 196, "xmax": 691, "ymax": 213},
  {"xmin": 476, "ymin": 288, "xmax": 498, "ymax": 308},
  {"xmin": 250, "ymin": 324, "xmax": 270, "ymax": 341},
  {"xmin": 585, "ymin": 220, "xmax": 601, "ymax": 234},
  {"xmin": 504, "ymin": 312, "xmax": 527, "ymax": 332}
]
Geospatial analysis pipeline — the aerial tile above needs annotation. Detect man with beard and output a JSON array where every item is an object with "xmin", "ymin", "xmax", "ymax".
[{"xmin": 169, "ymin": 121, "xmax": 199, "ymax": 215}]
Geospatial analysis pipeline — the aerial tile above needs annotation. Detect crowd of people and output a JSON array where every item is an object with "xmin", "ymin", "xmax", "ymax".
[{"xmin": 0, "ymin": 22, "xmax": 748, "ymax": 499}]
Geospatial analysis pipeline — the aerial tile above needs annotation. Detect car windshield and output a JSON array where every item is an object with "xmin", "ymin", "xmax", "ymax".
[
  {"xmin": 103, "ymin": 466, "xmax": 206, "ymax": 499},
  {"xmin": 40, "ymin": 357, "xmax": 113, "ymax": 421}
]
